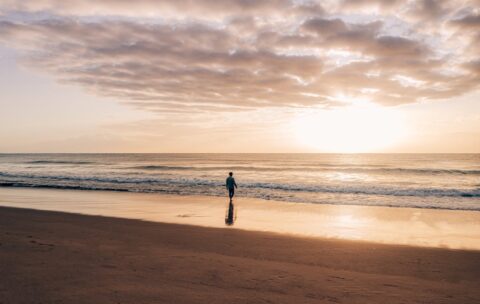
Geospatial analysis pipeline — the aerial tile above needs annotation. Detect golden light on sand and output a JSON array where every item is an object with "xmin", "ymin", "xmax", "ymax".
[
  {"xmin": 335, "ymin": 214, "xmax": 357, "ymax": 226},
  {"xmin": 292, "ymin": 103, "xmax": 408, "ymax": 153}
]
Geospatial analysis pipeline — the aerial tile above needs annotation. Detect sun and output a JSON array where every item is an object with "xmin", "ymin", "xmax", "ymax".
[{"xmin": 291, "ymin": 104, "xmax": 408, "ymax": 153}]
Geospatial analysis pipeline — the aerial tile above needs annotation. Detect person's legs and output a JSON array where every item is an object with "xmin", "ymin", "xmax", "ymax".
[{"xmin": 228, "ymin": 188, "xmax": 235, "ymax": 200}]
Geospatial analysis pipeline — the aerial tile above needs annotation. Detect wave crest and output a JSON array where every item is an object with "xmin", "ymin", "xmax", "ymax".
[{"xmin": 0, "ymin": 172, "xmax": 478, "ymax": 198}]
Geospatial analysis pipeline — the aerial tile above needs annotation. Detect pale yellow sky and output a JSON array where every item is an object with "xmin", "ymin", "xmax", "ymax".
[{"xmin": 0, "ymin": 0, "xmax": 479, "ymax": 153}]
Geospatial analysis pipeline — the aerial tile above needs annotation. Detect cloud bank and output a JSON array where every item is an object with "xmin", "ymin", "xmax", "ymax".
[{"xmin": 0, "ymin": 0, "xmax": 479, "ymax": 111}]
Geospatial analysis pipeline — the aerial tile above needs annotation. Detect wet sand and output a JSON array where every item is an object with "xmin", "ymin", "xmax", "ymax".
[
  {"xmin": 1, "ymin": 206, "xmax": 479, "ymax": 304},
  {"xmin": 1, "ymin": 187, "xmax": 480, "ymax": 249}
]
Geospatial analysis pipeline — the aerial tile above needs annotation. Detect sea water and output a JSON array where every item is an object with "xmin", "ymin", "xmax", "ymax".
[{"xmin": 0, "ymin": 153, "xmax": 479, "ymax": 210}]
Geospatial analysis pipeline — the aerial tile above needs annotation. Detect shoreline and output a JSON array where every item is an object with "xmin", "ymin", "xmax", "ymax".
[
  {"xmin": 2, "ymin": 184, "xmax": 480, "ymax": 212},
  {"xmin": 1, "ymin": 206, "xmax": 479, "ymax": 303},
  {"xmin": 1, "ymin": 187, "xmax": 480, "ymax": 250}
]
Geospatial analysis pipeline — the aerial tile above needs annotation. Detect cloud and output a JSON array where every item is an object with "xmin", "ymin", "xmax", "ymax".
[
  {"xmin": 0, "ymin": 0, "xmax": 479, "ymax": 112},
  {"xmin": 302, "ymin": 18, "xmax": 348, "ymax": 36},
  {"xmin": 463, "ymin": 60, "xmax": 480, "ymax": 75},
  {"xmin": 406, "ymin": 0, "xmax": 451, "ymax": 21},
  {"xmin": 0, "ymin": 0, "xmax": 312, "ymax": 19},
  {"xmin": 450, "ymin": 13, "xmax": 480, "ymax": 29},
  {"xmin": 341, "ymin": 0, "xmax": 403, "ymax": 10}
]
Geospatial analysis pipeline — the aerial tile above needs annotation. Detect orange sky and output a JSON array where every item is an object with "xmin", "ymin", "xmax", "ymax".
[{"xmin": 0, "ymin": 0, "xmax": 479, "ymax": 153}]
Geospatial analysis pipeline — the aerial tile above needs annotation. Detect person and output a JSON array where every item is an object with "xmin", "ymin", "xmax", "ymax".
[{"xmin": 226, "ymin": 172, "xmax": 238, "ymax": 202}]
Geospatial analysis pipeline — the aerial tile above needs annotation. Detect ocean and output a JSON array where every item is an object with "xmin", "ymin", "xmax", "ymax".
[{"xmin": 0, "ymin": 153, "xmax": 479, "ymax": 211}]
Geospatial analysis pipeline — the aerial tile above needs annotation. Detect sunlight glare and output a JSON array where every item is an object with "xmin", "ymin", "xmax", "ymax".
[{"xmin": 292, "ymin": 104, "xmax": 408, "ymax": 152}]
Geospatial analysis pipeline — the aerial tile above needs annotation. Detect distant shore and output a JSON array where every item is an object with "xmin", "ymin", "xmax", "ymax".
[{"xmin": 1, "ymin": 206, "xmax": 479, "ymax": 303}]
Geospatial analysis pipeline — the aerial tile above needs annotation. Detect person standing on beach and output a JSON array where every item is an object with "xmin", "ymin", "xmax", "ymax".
[{"xmin": 226, "ymin": 172, "xmax": 238, "ymax": 202}]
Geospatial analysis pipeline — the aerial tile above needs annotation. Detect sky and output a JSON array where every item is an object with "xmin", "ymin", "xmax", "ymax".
[{"xmin": 0, "ymin": 0, "xmax": 479, "ymax": 153}]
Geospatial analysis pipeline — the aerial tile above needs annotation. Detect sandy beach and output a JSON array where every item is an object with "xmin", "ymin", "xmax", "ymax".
[{"xmin": 1, "ymin": 205, "xmax": 479, "ymax": 303}]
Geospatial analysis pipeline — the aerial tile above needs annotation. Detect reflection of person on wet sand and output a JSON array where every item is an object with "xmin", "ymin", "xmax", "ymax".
[
  {"xmin": 226, "ymin": 172, "xmax": 237, "ymax": 203},
  {"xmin": 225, "ymin": 201, "xmax": 235, "ymax": 225}
]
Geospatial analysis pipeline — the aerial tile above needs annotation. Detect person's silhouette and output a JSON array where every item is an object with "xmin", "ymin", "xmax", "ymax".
[{"xmin": 226, "ymin": 172, "xmax": 238, "ymax": 203}]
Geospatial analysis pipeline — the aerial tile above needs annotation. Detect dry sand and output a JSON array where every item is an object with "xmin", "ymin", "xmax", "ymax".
[{"xmin": 1, "ymin": 206, "xmax": 479, "ymax": 304}]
